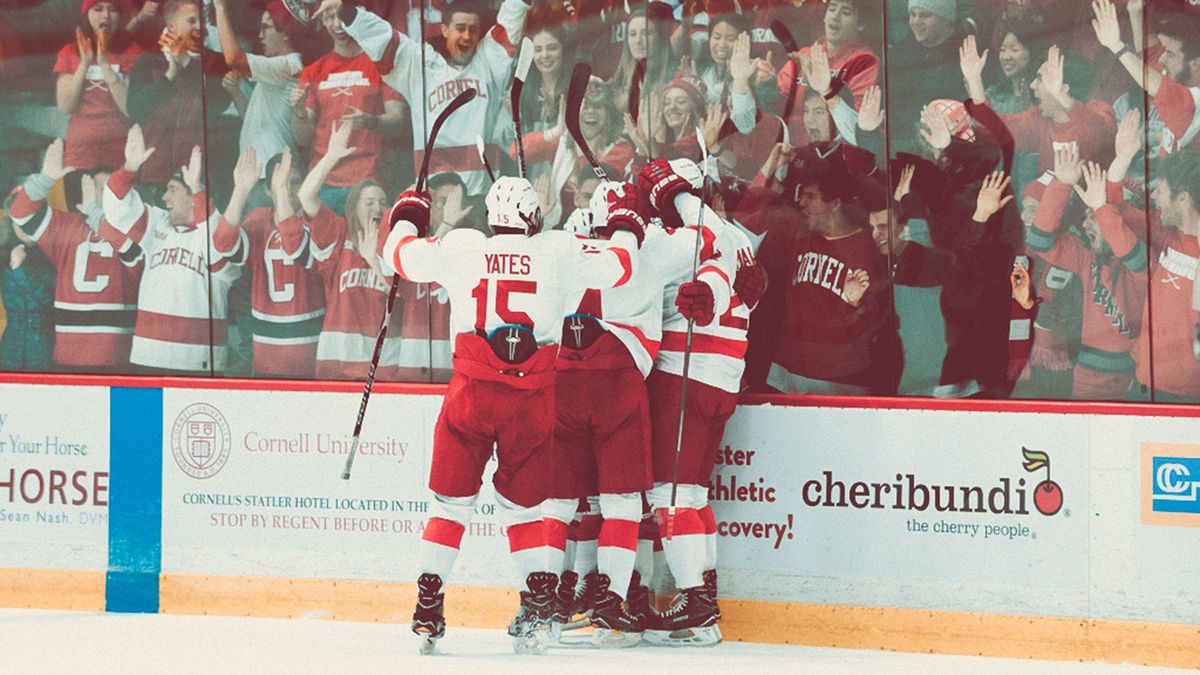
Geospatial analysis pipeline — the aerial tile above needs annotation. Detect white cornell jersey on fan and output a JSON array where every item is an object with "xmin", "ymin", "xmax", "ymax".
[
  {"xmin": 343, "ymin": 1, "xmax": 528, "ymax": 197},
  {"xmin": 380, "ymin": 224, "xmax": 638, "ymax": 346},
  {"xmin": 656, "ymin": 193, "xmax": 754, "ymax": 393},
  {"xmin": 570, "ymin": 224, "xmax": 734, "ymax": 378}
]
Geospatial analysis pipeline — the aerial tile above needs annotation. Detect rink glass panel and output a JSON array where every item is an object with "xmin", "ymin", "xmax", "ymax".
[{"xmin": 0, "ymin": 0, "xmax": 1192, "ymax": 402}]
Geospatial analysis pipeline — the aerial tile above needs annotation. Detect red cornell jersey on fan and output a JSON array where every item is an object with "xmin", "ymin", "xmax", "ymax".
[
  {"xmin": 655, "ymin": 194, "xmax": 753, "ymax": 394},
  {"xmin": 568, "ymin": 223, "xmax": 733, "ymax": 377},
  {"xmin": 382, "ymin": 226, "xmax": 637, "ymax": 346},
  {"xmin": 300, "ymin": 51, "xmax": 401, "ymax": 188},
  {"xmin": 9, "ymin": 190, "xmax": 140, "ymax": 368},
  {"xmin": 307, "ymin": 205, "xmax": 403, "ymax": 381},
  {"xmin": 215, "ymin": 208, "xmax": 325, "ymax": 378}
]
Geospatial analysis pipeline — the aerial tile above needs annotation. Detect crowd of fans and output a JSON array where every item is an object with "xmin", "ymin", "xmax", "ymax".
[{"xmin": 0, "ymin": 0, "xmax": 1198, "ymax": 402}]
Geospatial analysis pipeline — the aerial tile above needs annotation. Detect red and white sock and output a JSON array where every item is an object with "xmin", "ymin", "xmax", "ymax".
[
  {"xmin": 596, "ymin": 492, "xmax": 641, "ymax": 600},
  {"xmin": 542, "ymin": 498, "xmax": 578, "ymax": 574},
  {"xmin": 418, "ymin": 493, "xmax": 477, "ymax": 580},
  {"xmin": 497, "ymin": 494, "xmax": 554, "ymax": 589},
  {"xmin": 571, "ymin": 497, "xmax": 602, "ymax": 583},
  {"xmin": 633, "ymin": 512, "xmax": 658, "ymax": 590}
]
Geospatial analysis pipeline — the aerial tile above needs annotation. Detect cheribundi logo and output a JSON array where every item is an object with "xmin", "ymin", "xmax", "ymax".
[
  {"xmin": 171, "ymin": 403, "xmax": 231, "ymax": 479},
  {"xmin": 798, "ymin": 447, "xmax": 1065, "ymax": 517}
]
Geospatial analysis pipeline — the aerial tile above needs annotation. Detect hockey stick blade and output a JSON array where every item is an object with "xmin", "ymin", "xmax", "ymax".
[
  {"xmin": 476, "ymin": 134, "xmax": 496, "ymax": 182},
  {"xmin": 565, "ymin": 62, "xmax": 608, "ymax": 181},
  {"xmin": 771, "ymin": 20, "xmax": 802, "ymax": 126},
  {"xmin": 416, "ymin": 87, "xmax": 477, "ymax": 192},
  {"xmin": 511, "ymin": 37, "xmax": 534, "ymax": 178},
  {"xmin": 628, "ymin": 58, "xmax": 646, "ymax": 124}
]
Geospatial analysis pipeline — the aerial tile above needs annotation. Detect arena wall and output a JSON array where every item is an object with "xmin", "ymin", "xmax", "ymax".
[{"xmin": 1, "ymin": 375, "xmax": 1198, "ymax": 668}]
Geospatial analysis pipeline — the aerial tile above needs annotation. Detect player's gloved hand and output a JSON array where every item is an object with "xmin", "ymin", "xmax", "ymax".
[
  {"xmin": 675, "ymin": 280, "xmax": 715, "ymax": 326},
  {"xmin": 733, "ymin": 263, "xmax": 766, "ymax": 310},
  {"xmin": 638, "ymin": 159, "xmax": 702, "ymax": 216},
  {"xmin": 598, "ymin": 184, "xmax": 646, "ymax": 247},
  {"xmin": 387, "ymin": 190, "xmax": 432, "ymax": 238}
]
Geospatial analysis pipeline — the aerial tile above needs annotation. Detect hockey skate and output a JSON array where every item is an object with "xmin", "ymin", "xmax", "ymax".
[
  {"xmin": 703, "ymin": 569, "xmax": 722, "ymax": 622},
  {"xmin": 625, "ymin": 571, "xmax": 655, "ymax": 627},
  {"xmin": 508, "ymin": 572, "xmax": 558, "ymax": 655},
  {"xmin": 589, "ymin": 573, "xmax": 643, "ymax": 648},
  {"xmin": 411, "ymin": 573, "xmax": 446, "ymax": 655},
  {"xmin": 642, "ymin": 586, "xmax": 722, "ymax": 647}
]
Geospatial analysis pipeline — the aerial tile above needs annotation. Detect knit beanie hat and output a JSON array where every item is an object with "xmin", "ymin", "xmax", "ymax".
[
  {"xmin": 83, "ymin": 0, "xmax": 132, "ymax": 14},
  {"xmin": 908, "ymin": 0, "xmax": 956, "ymax": 23}
]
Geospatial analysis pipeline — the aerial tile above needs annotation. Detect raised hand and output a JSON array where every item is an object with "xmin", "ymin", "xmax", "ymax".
[
  {"xmin": 701, "ymin": 102, "xmax": 728, "ymax": 151},
  {"xmin": 974, "ymin": 170, "xmax": 1014, "ymax": 222},
  {"xmin": 623, "ymin": 112, "xmax": 650, "ymax": 156},
  {"xmin": 326, "ymin": 120, "xmax": 357, "ymax": 161},
  {"xmin": 843, "ymin": 268, "xmax": 870, "ymax": 307},
  {"xmin": 123, "ymin": 124, "xmax": 156, "ymax": 173},
  {"xmin": 1011, "ymin": 261, "xmax": 1034, "ymax": 309},
  {"xmin": 289, "ymin": 83, "xmax": 310, "ymax": 114},
  {"xmin": 959, "ymin": 35, "xmax": 988, "ymax": 84},
  {"xmin": 729, "ymin": 32, "xmax": 755, "ymax": 83},
  {"xmin": 181, "ymin": 145, "xmax": 204, "ymax": 193},
  {"xmin": 232, "ymin": 147, "xmax": 260, "ymax": 194},
  {"xmin": 76, "ymin": 27, "xmax": 94, "ymax": 66},
  {"xmin": 858, "ymin": 85, "xmax": 884, "ymax": 132},
  {"xmin": 894, "ymin": 163, "xmax": 915, "ymax": 202},
  {"xmin": 919, "ymin": 104, "xmax": 952, "ymax": 151},
  {"xmin": 533, "ymin": 173, "xmax": 554, "ymax": 213},
  {"xmin": 1052, "ymin": 142, "xmax": 1082, "ymax": 186},
  {"xmin": 802, "ymin": 42, "xmax": 833, "ymax": 96},
  {"xmin": 760, "ymin": 141, "xmax": 787, "ymax": 179},
  {"xmin": 41, "ymin": 138, "xmax": 75, "ymax": 181},
  {"xmin": 1040, "ymin": 45, "xmax": 1068, "ymax": 106},
  {"xmin": 1091, "ymin": 0, "xmax": 1123, "ymax": 52},
  {"xmin": 1114, "ymin": 109, "xmax": 1142, "ymax": 161},
  {"xmin": 441, "ymin": 183, "xmax": 473, "ymax": 229},
  {"xmin": 316, "ymin": 0, "xmax": 344, "ymax": 21},
  {"xmin": 95, "ymin": 28, "xmax": 109, "ymax": 65},
  {"xmin": 1073, "ymin": 161, "xmax": 1108, "ymax": 210},
  {"xmin": 270, "ymin": 147, "xmax": 293, "ymax": 200}
]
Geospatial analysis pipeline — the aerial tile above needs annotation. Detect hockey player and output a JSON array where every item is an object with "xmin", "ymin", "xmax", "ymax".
[
  {"xmin": 101, "ymin": 125, "xmax": 247, "ymax": 374},
  {"xmin": 8, "ymin": 139, "xmax": 140, "ymax": 372},
  {"xmin": 318, "ymin": 0, "xmax": 531, "ymax": 197},
  {"xmin": 213, "ymin": 147, "xmax": 326, "ymax": 378},
  {"xmin": 545, "ymin": 179, "xmax": 735, "ymax": 647},
  {"xmin": 637, "ymin": 158, "xmax": 758, "ymax": 646},
  {"xmin": 378, "ymin": 175, "xmax": 642, "ymax": 653}
]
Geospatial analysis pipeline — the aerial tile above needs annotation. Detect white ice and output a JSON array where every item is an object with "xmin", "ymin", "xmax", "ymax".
[{"xmin": 0, "ymin": 609, "xmax": 1183, "ymax": 675}]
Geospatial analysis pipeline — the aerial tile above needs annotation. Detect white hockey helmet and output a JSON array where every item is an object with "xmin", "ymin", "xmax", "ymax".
[
  {"xmin": 486, "ymin": 176, "xmax": 542, "ymax": 235},
  {"xmin": 562, "ymin": 207, "xmax": 596, "ymax": 238},
  {"xmin": 587, "ymin": 180, "xmax": 628, "ymax": 230}
]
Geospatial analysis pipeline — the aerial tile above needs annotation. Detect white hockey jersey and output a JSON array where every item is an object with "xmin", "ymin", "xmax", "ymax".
[
  {"xmin": 566, "ymin": 224, "xmax": 733, "ymax": 378},
  {"xmin": 381, "ymin": 225, "xmax": 637, "ymax": 347},
  {"xmin": 343, "ymin": 1, "xmax": 528, "ymax": 196},
  {"xmin": 655, "ymin": 193, "xmax": 755, "ymax": 393},
  {"xmin": 102, "ymin": 169, "xmax": 246, "ymax": 373}
]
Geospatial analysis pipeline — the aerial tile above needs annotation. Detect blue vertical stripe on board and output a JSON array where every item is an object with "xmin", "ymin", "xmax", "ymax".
[{"xmin": 105, "ymin": 387, "xmax": 162, "ymax": 613}]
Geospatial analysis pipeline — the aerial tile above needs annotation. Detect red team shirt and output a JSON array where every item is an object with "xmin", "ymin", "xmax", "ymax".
[
  {"xmin": 10, "ymin": 189, "xmax": 141, "ymax": 369},
  {"xmin": 300, "ymin": 51, "xmax": 402, "ymax": 188},
  {"xmin": 216, "ymin": 208, "xmax": 326, "ymax": 378},
  {"xmin": 53, "ymin": 43, "xmax": 143, "ymax": 170}
]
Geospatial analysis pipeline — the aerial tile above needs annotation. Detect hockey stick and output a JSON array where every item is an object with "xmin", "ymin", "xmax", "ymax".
[
  {"xmin": 475, "ymin": 135, "xmax": 496, "ymax": 183},
  {"xmin": 565, "ymin": 62, "xmax": 609, "ymax": 181},
  {"xmin": 771, "ymin": 20, "xmax": 802, "ymax": 130},
  {"xmin": 664, "ymin": 127, "xmax": 709, "ymax": 540},
  {"xmin": 341, "ymin": 87, "xmax": 477, "ymax": 481},
  {"xmin": 511, "ymin": 37, "xmax": 534, "ymax": 178},
  {"xmin": 629, "ymin": 57, "xmax": 652, "ymax": 159}
]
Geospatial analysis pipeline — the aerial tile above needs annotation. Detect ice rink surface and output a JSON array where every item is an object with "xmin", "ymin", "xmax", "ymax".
[{"xmin": 2, "ymin": 609, "xmax": 1187, "ymax": 675}]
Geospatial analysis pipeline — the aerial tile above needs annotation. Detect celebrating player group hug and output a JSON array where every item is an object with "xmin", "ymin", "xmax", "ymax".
[{"xmin": 371, "ymin": 58, "xmax": 758, "ymax": 651}]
